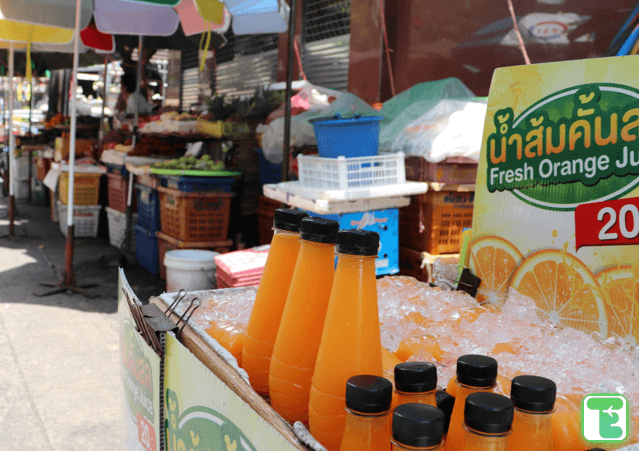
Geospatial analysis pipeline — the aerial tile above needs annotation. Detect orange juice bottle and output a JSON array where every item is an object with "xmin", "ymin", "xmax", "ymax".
[
  {"xmin": 269, "ymin": 217, "xmax": 339, "ymax": 423},
  {"xmin": 459, "ymin": 392, "xmax": 514, "ymax": 451},
  {"xmin": 446, "ymin": 355, "xmax": 498, "ymax": 451},
  {"xmin": 436, "ymin": 390, "xmax": 455, "ymax": 439},
  {"xmin": 394, "ymin": 362, "xmax": 438, "ymax": 408},
  {"xmin": 309, "ymin": 229, "xmax": 382, "ymax": 451},
  {"xmin": 242, "ymin": 208, "xmax": 307, "ymax": 395},
  {"xmin": 340, "ymin": 375, "xmax": 393, "ymax": 451},
  {"xmin": 509, "ymin": 375, "xmax": 556, "ymax": 451},
  {"xmin": 391, "ymin": 404, "xmax": 446, "ymax": 450}
]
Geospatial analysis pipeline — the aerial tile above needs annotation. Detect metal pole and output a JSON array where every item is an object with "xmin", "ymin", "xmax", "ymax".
[
  {"xmin": 282, "ymin": 0, "xmax": 297, "ymax": 182},
  {"xmin": 63, "ymin": 0, "xmax": 82, "ymax": 286},
  {"xmin": 99, "ymin": 55, "xmax": 108, "ymax": 150},
  {"xmin": 28, "ymin": 76, "xmax": 34, "ymax": 203},
  {"xmin": 8, "ymin": 43, "xmax": 15, "ymax": 235}
]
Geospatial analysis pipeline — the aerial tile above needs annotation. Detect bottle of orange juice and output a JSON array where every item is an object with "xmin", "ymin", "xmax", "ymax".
[
  {"xmin": 269, "ymin": 217, "xmax": 339, "ymax": 423},
  {"xmin": 446, "ymin": 355, "xmax": 498, "ymax": 451},
  {"xmin": 394, "ymin": 362, "xmax": 438, "ymax": 408},
  {"xmin": 459, "ymin": 393, "xmax": 514, "ymax": 451},
  {"xmin": 339, "ymin": 375, "xmax": 393, "ymax": 451},
  {"xmin": 436, "ymin": 390, "xmax": 455, "ymax": 439},
  {"xmin": 242, "ymin": 208, "xmax": 307, "ymax": 395},
  {"xmin": 509, "ymin": 375, "xmax": 556, "ymax": 451},
  {"xmin": 309, "ymin": 229, "xmax": 382, "ymax": 451},
  {"xmin": 391, "ymin": 404, "xmax": 446, "ymax": 450}
]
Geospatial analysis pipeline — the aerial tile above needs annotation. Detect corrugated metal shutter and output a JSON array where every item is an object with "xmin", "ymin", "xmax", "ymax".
[
  {"xmin": 302, "ymin": 0, "xmax": 351, "ymax": 92},
  {"xmin": 181, "ymin": 49, "xmax": 200, "ymax": 109},
  {"xmin": 214, "ymin": 31, "xmax": 279, "ymax": 99}
]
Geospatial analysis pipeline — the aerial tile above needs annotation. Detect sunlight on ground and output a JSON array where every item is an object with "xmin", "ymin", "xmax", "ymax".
[{"xmin": 0, "ymin": 247, "xmax": 37, "ymax": 273}]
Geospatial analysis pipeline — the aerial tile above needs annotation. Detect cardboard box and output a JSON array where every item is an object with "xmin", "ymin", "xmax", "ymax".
[
  {"xmin": 405, "ymin": 156, "xmax": 478, "ymax": 184},
  {"xmin": 303, "ymin": 208, "xmax": 400, "ymax": 276},
  {"xmin": 399, "ymin": 246, "xmax": 430, "ymax": 282}
]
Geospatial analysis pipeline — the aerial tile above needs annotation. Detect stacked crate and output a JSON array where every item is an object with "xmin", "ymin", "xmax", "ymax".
[
  {"xmin": 154, "ymin": 176, "xmax": 234, "ymax": 280},
  {"xmin": 399, "ymin": 156, "xmax": 477, "ymax": 282},
  {"xmin": 57, "ymin": 168, "xmax": 103, "ymax": 238},
  {"xmin": 105, "ymin": 165, "xmax": 138, "ymax": 250}
]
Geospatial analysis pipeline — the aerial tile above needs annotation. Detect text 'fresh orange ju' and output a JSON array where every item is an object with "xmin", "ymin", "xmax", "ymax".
[
  {"xmin": 460, "ymin": 393, "xmax": 513, "ymax": 451},
  {"xmin": 392, "ymin": 403, "xmax": 446, "ymax": 450},
  {"xmin": 509, "ymin": 375, "xmax": 556, "ymax": 451},
  {"xmin": 242, "ymin": 209, "xmax": 307, "ymax": 395},
  {"xmin": 269, "ymin": 217, "xmax": 339, "ymax": 423},
  {"xmin": 340, "ymin": 375, "xmax": 393, "ymax": 451},
  {"xmin": 446, "ymin": 355, "xmax": 498, "ymax": 451},
  {"xmin": 310, "ymin": 229, "xmax": 383, "ymax": 451}
]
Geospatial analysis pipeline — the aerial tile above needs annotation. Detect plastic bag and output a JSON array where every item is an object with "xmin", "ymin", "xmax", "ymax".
[{"xmin": 390, "ymin": 99, "xmax": 487, "ymax": 162}]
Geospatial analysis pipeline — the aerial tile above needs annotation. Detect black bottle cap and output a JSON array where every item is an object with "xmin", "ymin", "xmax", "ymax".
[
  {"xmin": 392, "ymin": 404, "xmax": 445, "ymax": 448},
  {"xmin": 456, "ymin": 355, "xmax": 498, "ymax": 387},
  {"xmin": 511, "ymin": 375, "xmax": 557, "ymax": 412},
  {"xmin": 464, "ymin": 392, "xmax": 514, "ymax": 434},
  {"xmin": 273, "ymin": 209, "xmax": 308, "ymax": 232},
  {"xmin": 336, "ymin": 229, "xmax": 379, "ymax": 256},
  {"xmin": 300, "ymin": 217, "xmax": 339, "ymax": 244},
  {"xmin": 435, "ymin": 390, "xmax": 455, "ymax": 434},
  {"xmin": 394, "ymin": 362, "xmax": 437, "ymax": 393},
  {"xmin": 345, "ymin": 375, "xmax": 393, "ymax": 414}
]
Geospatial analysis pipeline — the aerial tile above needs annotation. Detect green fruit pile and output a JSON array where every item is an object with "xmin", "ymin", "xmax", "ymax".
[{"xmin": 153, "ymin": 155, "xmax": 225, "ymax": 171}]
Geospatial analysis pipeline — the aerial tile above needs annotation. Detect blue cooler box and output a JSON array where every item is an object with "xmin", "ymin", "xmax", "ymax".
[
  {"xmin": 302, "ymin": 208, "xmax": 399, "ymax": 276},
  {"xmin": 135, "ymin": 225, "xmax": 160, "ymax": 275}
]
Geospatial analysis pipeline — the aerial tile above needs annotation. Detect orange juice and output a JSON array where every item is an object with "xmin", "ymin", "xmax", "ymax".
[
  {"xmin": 242, "ymin": 209, "xmax": 307, "ymax": 395},
  {"xmin": 459, "ymin": 393, "xmax": 513, "ymax": 451},
  {"xmin": 436, "ymin": 390, "xmax": 455, "ymax": 438},
  {"xmin": 269, "ymin": 217, "xmax": 339, "ymax": 423},
  {"xmin": 447, "ymin": 355, "xmax": 498, "ymax": 451},
  {"xmin": 309, "ymin": 230, "xmax": 382, "ymax": 451},
  {"xmin": 394, "ymin": 362, "xmax": 438, "ymax": 409},
  {"xmin": 205, "ymin": 321, "xmax": 246, "ymax": 366},
  {"xmin": 551, "ymin": 411, "xmax": 587, "ymax": 451},
  {"xmin": 509, "ymin": 375, "xmax": 556, "ymax": 451},
  {"xmin": 391, "ymin": 403, "xmax": 446, "ymax": 450},
  {"xmin": 339, "ymin": 375, "xmax": 393, "ymax": 451}
]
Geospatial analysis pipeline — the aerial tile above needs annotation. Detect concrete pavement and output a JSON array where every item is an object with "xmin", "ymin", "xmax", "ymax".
[{"xmin": 0, "ymin": 196, "xmax": 164, "ymax": 450}]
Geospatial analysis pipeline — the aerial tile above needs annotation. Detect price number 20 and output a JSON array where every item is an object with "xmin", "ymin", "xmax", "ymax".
[{"xmin": 598, "ymin": 204, "xmax": 639, "ymax": 241}]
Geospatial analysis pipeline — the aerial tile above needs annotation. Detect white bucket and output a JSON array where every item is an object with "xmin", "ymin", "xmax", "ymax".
[{"xmin": 165, "ymin": 249, "xmax": 219, "ymax": 293}]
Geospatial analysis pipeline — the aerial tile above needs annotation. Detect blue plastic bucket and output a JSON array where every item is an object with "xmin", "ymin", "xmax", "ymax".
[{"xmin": 310, "ymin": 114, "xmax": 384, "ymax": 158}]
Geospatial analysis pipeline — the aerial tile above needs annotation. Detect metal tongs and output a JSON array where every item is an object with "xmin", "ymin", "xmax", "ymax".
[{"xmin": 164, "ymin": 289, "xmax": 201, "ymax": 334}]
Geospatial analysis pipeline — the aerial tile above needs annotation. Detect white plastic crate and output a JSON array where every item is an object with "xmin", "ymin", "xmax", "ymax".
[
  {"xmin": 57, "ymin": 201, "xmax": 101, "ymax": 238},
  {"xmin": 13, "ymin": 156, "xmax": 30, "ymax": 180},
  {"xmin": 298, "ymin": 152, "xmax": 406, "ymax": 190},
  {"xmin": 106, "ymin": 206, "xmax": 138, "ymax": 249}
]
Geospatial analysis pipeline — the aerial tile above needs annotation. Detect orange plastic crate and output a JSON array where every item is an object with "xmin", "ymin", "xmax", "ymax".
[
  {"xmin": 107, "ymin": 172, "xmax": 137, "ymax": 213},
  {"xmin": 156, "ymin": 230, "xmax": 233, "ymax": 280},
  {"xmin": 36, "ymin": 157, "xmax": 51, "ymax": 181},
  {"xmin": 58, "ymin": 172, "xmax": 101, "ymax": 206},
  {"xmin": 158, "ymin": 186, "xmax": 233, "ymax": 242}
]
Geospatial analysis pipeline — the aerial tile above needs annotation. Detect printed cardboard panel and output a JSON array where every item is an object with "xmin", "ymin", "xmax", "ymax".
[
  {"xmin": 119, "ymin": 271, "xmax": 162, "ymax": 451},
  {"xmin": 164, "ymin": 333, "xmax": 301, "ymax": 451},
  {"xmin": 470, "ymin": 55, "xmax": 639, "ymax": 345}
]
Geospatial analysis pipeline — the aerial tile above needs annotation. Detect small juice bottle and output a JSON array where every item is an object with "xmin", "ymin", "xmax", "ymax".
[
  {"xmin": 460, "ymin": 392, "xmax": 514, "ymax": 451},
  {"xmin": 340, "ymin": 375, "xmax": 393, "ymax": 451},
  {"xmin": 309, "ymin": 229, "xmax": 382, "ymax": 451},
  {"xmin": 508, "ymin": 375, "xmax": 556, "ymax": 451},
  {"xmin": 391, "ymin": 403, "xmax": 446, "ymax": 450},
  {"xmin": 394, "ymin": 362, "xmax": 438, "ymax": 408},
  {"xmin": 446, "ymin": 355, "xmax": 498, "ymax": 451},
  {"xmin": 436, "ymin": 390, "xmax": 455, "ymax": 439},
  {"xmin": 269, "ymin": 217, "xmax": 339, "ymax": 423},
  {"xmin": 242, "ymin": 208, "xmax": 307, "ymax": 395}
]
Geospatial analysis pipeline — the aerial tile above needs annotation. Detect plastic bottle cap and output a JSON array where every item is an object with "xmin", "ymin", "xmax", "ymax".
[
  {"xmin": 392, "ymin": 403, "xmax": 445, "ymax": 448},
  {"xmin": 273, "ymin": 208, "xmax": 308, "ymax": 233},
  {"xmin": 300, "ymin": 217, "xmax": 339, "ymax": 244},
  {"xmin": 336, "ymin": 229, "xmax": 379, "ymax": 256},
  {"xmin": 394, "ymin": 362, "xmax": 437, "ymax": 393},
  {"xmin": 345, "ymin": 375, "xmax": 393, "ymax": 414},
  {"xmin": 435, "ymin": 390, "xmax": 455, "ymax": 434},
  {"xmin": 464, "ymin": 392, "xmax": 514, "ymax": 434},
  {"xmin": 456, "ymin": 354, "xmax": 498, "ymax": 387},
  {"xmin": 510, "ymin": 375, "xmax": 557, "ymax": 412}
]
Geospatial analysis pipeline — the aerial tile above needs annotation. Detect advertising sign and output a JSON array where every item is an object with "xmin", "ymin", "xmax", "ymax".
[
  {"xmin": 119, "ymin": 272, "xmax": 162, "ymax": 451},
  {"xmin": 469, "ymin": 56, "xmax": 639, "ymax": 345}
]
